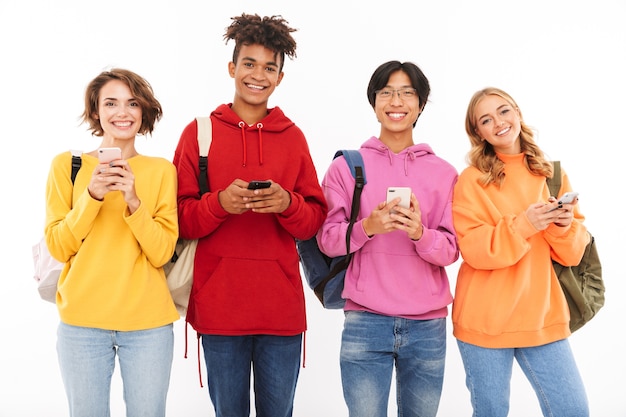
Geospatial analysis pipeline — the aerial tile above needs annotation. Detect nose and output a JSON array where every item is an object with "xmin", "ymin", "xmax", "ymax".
[
  {"xmin": 390, "ymin": 90, "xmax": 403, "ymax": 104},
  {"xmin": 251, "ymin": 65, "xmax": 265, "ymax": 79}
]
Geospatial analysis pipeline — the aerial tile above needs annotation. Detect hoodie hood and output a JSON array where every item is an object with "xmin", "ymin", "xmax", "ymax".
[
  {"xmin": 361, "ymin": 136, "xmax": 435, "ymax": 176},
  {"xmin": 211, "ymin": 103, "xmax": 295, "ymax": 166}
]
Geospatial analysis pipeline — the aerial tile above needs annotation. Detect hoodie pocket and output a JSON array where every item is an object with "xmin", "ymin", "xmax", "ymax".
[{"xmin": 193, "ymin": 257, "xmax": 305, "ymax": 332}]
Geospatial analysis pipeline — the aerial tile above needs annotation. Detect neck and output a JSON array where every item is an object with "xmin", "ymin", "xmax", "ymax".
[{"xmin": 379, "ymin": 131, "xmax": 414, "ymax": 154}]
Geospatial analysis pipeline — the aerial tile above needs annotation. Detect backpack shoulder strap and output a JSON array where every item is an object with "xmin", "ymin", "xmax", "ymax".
[
  {"xmin": 70, "ymin": 150, "xmax": 82, "ymax": 184},
  {"xmin": 546, "ymin": 160, "xmax": 561, "ymax": 198},
  {"xmin": 333, "ymin": 150, "xmax": 366, "ymax": 255},
  {"xmin": 334, "ymin": 149, "xmax": 367, "ymax": 185},
  {"xmin": 195, "ymin": 117, "xmax": 212, "ymax": 195}
]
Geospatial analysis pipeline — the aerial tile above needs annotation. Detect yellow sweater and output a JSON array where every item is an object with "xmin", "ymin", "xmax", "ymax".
[
  {"xmin": 45, "ymin": 152, "xmax": 179, "ymax": 331},
  {"xmin": 452, "ymin": 153, "xmax": 588, "ymax": 348}
]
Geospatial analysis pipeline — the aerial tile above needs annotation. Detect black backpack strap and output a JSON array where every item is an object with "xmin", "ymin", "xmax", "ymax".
[
  {"xmin": 70, "ymin": 150, "xmax": 82, "ymax": 184},
  {"xmin": 320, "ymin": 150, "xmax": 366, "ymax": 281}
]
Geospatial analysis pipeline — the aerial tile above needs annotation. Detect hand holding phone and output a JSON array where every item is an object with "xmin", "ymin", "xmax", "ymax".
[
  {"xmin": 548, "ymin": 191, "xmax": 579, "ymax": 211},
  {"xmin": 98, "ymin": 147, "xmax": 122, "ymax": 164},
  {"xmin": 247, "ymin": 180, "xmax": 272, "ymax": 190},
  {"xmin": 386, "ymin": 187, "xmax": 411, "ymax": 212},
  {"xmin": 557, "ymin": 191, "xmax": 579, "ymax": 204}
]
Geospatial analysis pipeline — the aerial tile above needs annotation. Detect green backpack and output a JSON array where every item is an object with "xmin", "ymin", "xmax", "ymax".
[{"xmin": 547, "ymin": 161, "xmax": 605, "ymax": 332}]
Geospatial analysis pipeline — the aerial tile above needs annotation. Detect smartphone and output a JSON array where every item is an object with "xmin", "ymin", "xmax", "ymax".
[
  {"xmin": 386, "ymin": 187, "xmax": 411, "ymax": 210},
  {"xmin": 558, "ymin": 191, "xmax": 579, "ymax": 204},
  {"xmin": 548, "ymin": 191, "xmax": 579, "ymax": 211},
  {"xmin": 98, "ymin": 147, "xmax": 122, "ymax": 164},
  {"xmin": 247, "ymin": 180, "xmax": 272, "ymax": 190}
]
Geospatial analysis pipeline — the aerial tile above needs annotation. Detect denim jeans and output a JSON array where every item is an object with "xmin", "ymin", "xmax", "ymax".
[
  {"xmin": 457, "ymin": 339, "xmax": 589, "ymax": 417},
  {"xmin": 340, "ymin": 311, "xmax": 446, "ymax": 417},
  {"xmin": 57, "ymin": 322, "xmax": 174, "ymax": 417},
  {"xmin": 201, "ymin": 334, "xmax": 302, "ymax": 417}
]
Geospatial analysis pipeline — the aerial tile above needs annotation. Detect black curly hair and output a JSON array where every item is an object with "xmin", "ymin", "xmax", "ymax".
[{"xmin": 224, "ymin": 13, "xmax": 297, "ymax": 72}]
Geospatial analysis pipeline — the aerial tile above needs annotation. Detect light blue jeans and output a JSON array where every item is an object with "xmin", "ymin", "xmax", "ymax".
[
  {"xmin": 457, "ymin": 339, "xmax": 589, "ymax": 417},
  {"xmin": 57, "ymin": 322, "xmax": 174, "ymax": 417},
  {"xmin": 201, "ymin": 334, "xmax": 302, "ymax": 417},
  {"xmin": 340, "ymin": 311, "xmax": 446, "ymax": 417}
]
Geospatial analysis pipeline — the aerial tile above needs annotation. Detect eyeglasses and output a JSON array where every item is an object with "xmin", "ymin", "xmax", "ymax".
[{"xmin": 375, "ymin": 88, "xmax": 418, "ymax": 100}]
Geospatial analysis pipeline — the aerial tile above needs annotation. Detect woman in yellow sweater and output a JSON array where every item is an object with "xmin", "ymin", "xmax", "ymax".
[
  {"xmin": 451, "ymin": 87, "xmax": 589, "ymax": 416},
  {"xmin": 45, "ymin": 68, "xmax": 179, "ymax": 416}
]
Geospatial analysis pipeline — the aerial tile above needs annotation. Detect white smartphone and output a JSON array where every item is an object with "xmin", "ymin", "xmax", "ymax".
[
  {"xmin": 558, "ymin": 191, "xmax": 579, "ymax": 204},
  {"xmin": 386, "ymin": 187, "xmax": 411, "ymax": 210},
  {"xmin": 548, "ymin": 191, "xmax": 579, "ymax": 211},
  {"xmin": 98, "ymin": 147, "xmax": 122, "ymax": 164}
]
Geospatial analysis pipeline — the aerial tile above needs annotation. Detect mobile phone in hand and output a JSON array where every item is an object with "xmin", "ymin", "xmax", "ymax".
[
  {"xmin": 558, "ymin": 191, "xmax": 579, "ymax": 204},
  {"xmin": 98, "ymin": 147, "xmax": 122, "ymax": 164},
  {"xmin": 548, "ymin": 191, "xmax": 579, "ymax": 211},
  {"xmin": 386, "ymin": 187, "xmax": 411, "ymax": 210},
  {"xmin": 248, "ymin": 180, "xmax": 271, "ymax": 190}
]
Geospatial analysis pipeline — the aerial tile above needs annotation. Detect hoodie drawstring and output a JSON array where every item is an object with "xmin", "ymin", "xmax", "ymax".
[
  {"xmin": 256, "ymin": 123, "xmax": 264, "ymax": 165},
  {"xmin": 183, "ymin": 320, "xmax": 204, "ymax": 388},
  {"xmin": 237, "ymin": 121, "xmax": 265, "ymax": 167},
  {"xmin": 405, "ymin": 151, "xmax": 416, "ymax": 176},
  {"xmin": 238, "ymin": 121, "xmax": 247, "ymax": 167}
]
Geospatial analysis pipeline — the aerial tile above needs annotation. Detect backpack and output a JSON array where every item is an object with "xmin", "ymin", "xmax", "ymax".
[
  {"xmin": 547, "ymin": 161, "xmax": 605, "ymax": 332},
  {"xmin": 297, "ymin": 150, "xmax": 366, "ymax": 309},
  {"xmin": 164, "ymin": 116, "xmax": 212, "ymax": 316},
  {"xmin": 32, "ymin": 151, "xmax": 82, "ymax": 302}
]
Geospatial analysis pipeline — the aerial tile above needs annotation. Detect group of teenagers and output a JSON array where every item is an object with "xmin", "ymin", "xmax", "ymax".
[{"xmin": 44, "ymin": 12, "xmax": 591, "ymax": 417}]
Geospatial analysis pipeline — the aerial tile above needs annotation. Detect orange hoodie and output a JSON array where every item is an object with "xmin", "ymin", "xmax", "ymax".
[{"xmin": 451, "ymin": 153, "xmax": 588, "ymax": 348}]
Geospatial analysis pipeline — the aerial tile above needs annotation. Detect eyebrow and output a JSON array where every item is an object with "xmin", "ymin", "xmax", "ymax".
[
  {"xmin": 241, "ymin": 56, "xmax": 279, "ymax": 68},
  {"xmin": 478, "ymin": 104, "xmax": 509, "ymax": 121}
]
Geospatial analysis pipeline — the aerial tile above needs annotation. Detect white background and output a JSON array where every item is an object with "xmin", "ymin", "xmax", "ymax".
[{"xmin": 1, "ymin": 0, "xmax": 624, "ymax": 416}]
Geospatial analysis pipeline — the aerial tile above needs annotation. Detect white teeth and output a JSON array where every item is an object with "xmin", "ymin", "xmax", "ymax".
[
  {"xmin": 388, "ymin": 113, "xmax": 405, "ymax": 119},
  {"xmin": 497, "ymin": 127, "xmax": 510, "ymax": 135},
  {"xmin": 114, "ymin": 121, "xmax": 131, "ymax": 127},
  {"xmin": 247, "ymin": 84, "xmax": 264, "ymax": 90}
]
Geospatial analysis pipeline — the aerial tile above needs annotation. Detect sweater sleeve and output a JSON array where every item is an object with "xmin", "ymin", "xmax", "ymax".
[
  {"xmin": 273, "ymin": 135, "xmax": 328, "ymax": 241},
  {"xmin": 544, "ymin": 167, "xmax": 589, "ymax": 266},
  {"xmin": 124, "ymin": 159, "xmax": 178, "ymax": 268},
  {"xmin": 45, "ymin": 152, "xmax": 103, "ymax": 262},
  {"xmin": 452, "ymin": 172, "xmax": 537, "ymax": 270},
  {"xmin": 173, "ymin": 119, "xmax": 229, "ymax": 240}
]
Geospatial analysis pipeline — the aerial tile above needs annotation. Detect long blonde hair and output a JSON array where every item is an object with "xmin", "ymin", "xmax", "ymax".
[{"xmin": 465, "ymin": 87, "xmax": 553, "ymax": 187}]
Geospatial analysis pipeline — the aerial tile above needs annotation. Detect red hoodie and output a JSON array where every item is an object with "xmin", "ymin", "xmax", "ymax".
[{"xmin": 173, "ymin": 104, "xmax": 327, "ymax": 336}]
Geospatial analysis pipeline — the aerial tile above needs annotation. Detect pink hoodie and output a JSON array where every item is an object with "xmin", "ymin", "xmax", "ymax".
[{"xmin": 317, "ymin": 137, "xmax": 458, "ymax": 319}]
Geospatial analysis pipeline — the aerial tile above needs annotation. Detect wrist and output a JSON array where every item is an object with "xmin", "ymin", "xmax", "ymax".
[{"xmin": 411, "ymin": 224, "xmax": 424, "ymax": 241}]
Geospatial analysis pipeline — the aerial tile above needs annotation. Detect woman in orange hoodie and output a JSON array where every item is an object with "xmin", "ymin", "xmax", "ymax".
[{"xmin": 451, "ymin": 87, "xmax": 589, "ymax": 417}]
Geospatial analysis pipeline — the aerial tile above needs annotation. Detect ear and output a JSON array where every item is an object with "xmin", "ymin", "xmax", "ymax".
[
  {"xmin": 228, "ymin": 61, "xmax": 236, "ymax": 78},
  {"xmin": 275, "ymin": 71, "xmax": 285, "ymax": 86}
]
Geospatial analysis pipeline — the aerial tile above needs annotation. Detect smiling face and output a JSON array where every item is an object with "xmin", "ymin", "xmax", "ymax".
[
  {"xmin": 473, "ymin": 94, "xmax": 522, "ymax": 154},
  {"xmin": 229, "ymin": 43, "xmax": 284, "ymax": 118},
  {"xmin": 96, "ymin": 79, "xmax": 142, "ymax": 143},
  {"xmin": 374, "ymin": 70, "xmax": 421, "ymax": 138}
]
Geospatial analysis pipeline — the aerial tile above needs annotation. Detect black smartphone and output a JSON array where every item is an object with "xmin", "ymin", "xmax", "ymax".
[{"xmin": 247, "ymin": 180, "xmax": 271, "ymax": 190}]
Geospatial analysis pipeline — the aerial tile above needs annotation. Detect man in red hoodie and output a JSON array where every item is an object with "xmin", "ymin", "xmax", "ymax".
[{"xmin": 173, "ymin": 13, "xmax": 327, "ymax": 417}]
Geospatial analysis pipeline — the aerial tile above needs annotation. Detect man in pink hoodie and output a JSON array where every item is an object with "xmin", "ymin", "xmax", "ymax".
[{"xmin": 317, "ymin": 60, "xmax": 458, "ymax": 417}]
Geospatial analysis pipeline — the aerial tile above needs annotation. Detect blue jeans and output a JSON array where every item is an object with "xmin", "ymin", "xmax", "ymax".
[
  {"xmin": 57, "ymin": 322, "xmax": 174, "ymax": 417},
  {"xmin": 201, "ymin": 334, "xmax": 302, "ymax": 417},
  {"xmin": 340, "ymin": 311, "xmax": 446, "ymax": 417},
  {"xmin": 457, "ymin": 339, "xmax": 589, "ymax": 417}
]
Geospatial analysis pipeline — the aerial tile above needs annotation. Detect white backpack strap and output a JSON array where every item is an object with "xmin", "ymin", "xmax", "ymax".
[
  {"xmin": 195, "ymin": 117, "xmax": 212, "ymax": 195},
  {"xmin": 195, "ymin": 117, "xmax": 212, "ymax": 156}
]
